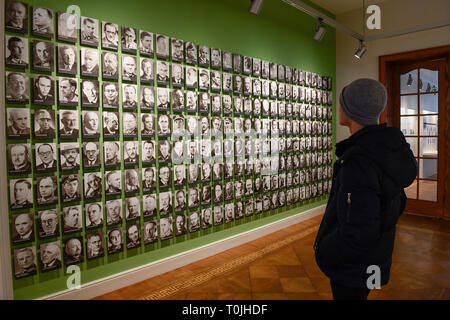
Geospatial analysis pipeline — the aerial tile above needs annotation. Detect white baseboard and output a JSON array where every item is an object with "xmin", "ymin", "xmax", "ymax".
[{"xmin": 41, "ymin": 205, "xmax": 325, "ymax": 300}]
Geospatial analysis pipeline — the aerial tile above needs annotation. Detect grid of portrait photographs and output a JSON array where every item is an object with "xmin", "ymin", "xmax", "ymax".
[{"xmin": 5, "ymin": 0, "xmax": 334, "ymax": 280}]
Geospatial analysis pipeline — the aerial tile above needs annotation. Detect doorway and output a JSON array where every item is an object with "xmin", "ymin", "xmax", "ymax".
[{"xmin": 380, "ymin": 45, "xmax": 450, "ymax": 218}]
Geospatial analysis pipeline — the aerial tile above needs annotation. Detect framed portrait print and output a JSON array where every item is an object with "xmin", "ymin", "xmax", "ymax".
[
  {"xmin": 5, "ymin": 35, "xmax": 28, "ymax": 69},
  {"xmin": 102, "ymin": 21, "xmax": 119, "ymax": 50},
  {"xmin": 140, "ymin": 30, "xmax": 154, "ymax": 57},
  {"xmin": 57, "ymin": 12, "xmax": 78, "ymax": 43},
  {"xmin": 32, "ymin": 6, "xmax": 54, "ymax": 38},
  {"xmin": 5, "ymin": 1, "xmax": 29, "ymax": 34},
  {"xmin": 81, "ymin": 17, "xmax": 99, "ymax": 47}
]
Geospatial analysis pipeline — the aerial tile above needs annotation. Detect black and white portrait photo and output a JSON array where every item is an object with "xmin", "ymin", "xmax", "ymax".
[
  {"xmin": 122, "ymin": 26, "xmax": 137, "ymax": 54},
  {"xmin": 198, "ymin": 45, "xmax": 210, "ymax": 67},
  {"xmin": 140, "ymin": 30, "xmax": 154, "ymax": 56},
  {"xmin": 269, "ymin": 62, "xmax": 277, "ymax": 80},
  {"xmin": 160, "ymin": 217, "xmax": 173, "ymax": 241},
  {"xmin": 159, "ymin": 191, "xmax": 172, "ymax": 215},
  {"xmin": 233, "ymin": 75, "xmax": 242, "ymax": 94},
  {"xmin": 172, "ymin": 64, "xmax": 184, "ymax": 87},
  {"xmin": 141, "ymin": 58, "xmax": 154, "ymax": 84},
  {"xmin": 233, "ymin": 53, "xmax": 242, "ymax": 73},
  {"xmin": 172, "ymin": 38, "xmax": 184, "ymax": 62},
  {"xmin": 105, "ymin": 170, "xmax": 122, "ymax": 195},
  {"xmin": 188, "ymin": 187, "xmax": 200, "ymax": 208},
  {"xmin": 175, "ymin": 214, "xmax": 187, "ymax": 236},
  {"xmin": 33, "ymin": 75, "xmax": 54, "ymax": 105},
  {"xmin": 84, "ymin": 172, "xmax": 102, "ymax": 199},
  {"xmin": 143, "ymin": 194, "xmax": 157, "ymax": 217},
  {"xmin": 57, "ymin": 12, "xmax": 78, "ymax": 43},
  {"xmin": 141, "ymin": 113, "xmax": 155, "ymax": 137},
  {"xmin": 6, "ymin": 72, "xmax": 29, "ymax": 104},
  {"xmin": 38, "ymin": 209, "xmax": 59, "ymax": 239},
  {"xmin": 221, "ymin": 73, "xmax": 232, "ymax": 93},
  {"xmin": 253, "ymin": 58, "xmax": 261, "ymax": 77},
  {"xmin": 211, "ymin": 48, "xmax": 221, "ymax": 69},
  {"xmin": 214, "ymin": 206, "xmax": 224, "ymax": 226},
  {"xmin": 223, "ymin": 51, "xmax": 232, "ymax": 71},
  {"xmin": 102, "ymin": 21, "xmax": 119, "ymax": 50},
  {"xmin": 62, "ymin": 206, "xmax": 81, "ymax": 235},
  {"xmin": 32, "ymin": 6, "xmax": 54, "ymax": 38},
  {"xmin": 81, "ymin": 48, "xmax": 99, "ymax": 77},
  {"xmin": 189, "ymin": 211, "xmax": 200, "ymax": 233},
  {"xmin": 55, "ymin": 238, "xmax": 78, "ymax": 268},
  {"xmin": 10, "ymin": 178, "xmax": 33, "ymax": 210},
  {"xmin": 172, "ymin": 116, "xmax": 185, "ymax": 138},
  {"xmin": 202, "ymin": 208, "xmax": 213, "ymax": 229},
  {"xmin": 57, "ymin": 45, "xmax": 77, "ymax": 74},
  {"xmin": 59, "ymin": 109, "xmax": 79, "ymax": 138},
  {"xmin": 159, "ymin": 166, "xmax": 171, "ymax": 188},
  {"xmin": 87, "ymin": 233, "xmax": 104, "ymax": 260},
  {"xmin": 261, "ymin": 60, "xmax": 269, "ymax": 78},
  {"xmin": 126, "ymin": 224, "xmax": 141, "ymax": 249},
  {"xmin": 225, "ymin": 203, "xmax": 234, "ymax": 223},
  {"xmin": 40, "ymin": 241, "xmax": 61, "ymax": 272},
  {"xmin": 210, "ymin": 71, "xmax": 221, "ymax": 92},
  {"xmin": 243, "ymin": 56, "xmax": 252, "ymax": 75},
  {"xmin": 172, "ymin": 90, "xmax": 185, "ymax": 112},
  {"xmin": 174, "ymin": 164, "xmax": 186, "ymax": 186},
  {"xmin": 5, "ymin": 1, "xmax": 28, "ymax": 34},
  {"xmin": 101, "ymin": 83, "xmax": 119, "ymax": 108},
  {"xmin": 11, "ymin": 213, "xmax": 34, "ymax": 244},
  {"xmin": 36, "ymin": 176, "xmax": 58, "ymax": 206},
  {"xmin": 157, "ymin": 61, "xmax": 170, "ymax": 85},
  {"xmin": 81, "ymin": 79, "xmax": 99, "ymax": 107},
  {"xmin": 142, "ymin": 141, "xmax": 156, "ymax": 164},
  {"xmin": 58, "ymin": 77, "xmax": 78, "ymax": 106},
  {"xmin": 60, "ymin": 143, "xmax": 80, "ymax": 170},
  {"xmin": 5, "ymin": 35, "xmax": 28, "ymax": 69},
  {"xmin": 124, "ymin": 141, "xmax": 139, "ymax": 165},
  {"xmin": 85, "ymin": 202, "xmax": 103, "ymax": 230},
  {"xmin": 174, "ymin": 190, "xmax": 186, "ymax": 212},
  {"xmin": 123, "ymin": 112, "xmax": 138, "ymax": 137},
  {"xmin": 82, "ymin": 111, "xmax": 100, "ymax": 138},
  {"xmin": 35, "ymin": 142, "xmax": 56, "ymax": 172},
  {"xmin": 122, "ymin": 55, "xmax": 137, "ymax": 82},
  {"xmin": 243, "ymin": 77, "xmax": 252, "ymax": 95},
  {"xmin": 107, "ymin": 228, "xmax": 123, "ymax": 254},
  {"xmin": 102, "ymin": 52, "xmax": 119, "ymax": 79},
  {"xmin": 81, "ymin": 17, "xmax": 99, "ymax": 46},
  {"xmin": 185, "ymin": 41, "xmax": 197, "ymax": 65},
  {"xmin": 125, "ymin": 197, "xmax": 141, "ymax": 221},
  {"xmin": 141, "ymin": 86, "xmax": 155, "ymax": 110},
  {"xmin": 122, "ymin": 84, "xmax": 138, "ymax": 109},
  {"xmin": 32, "ymin": 40, "xmax": 54, "ymax": 72},
  {"xmin": 61, "ymin": 174, "xmax": 81, "ymax": 203},
  {"xmin": 142, "ymin": 167, "xmax": 156, "ymax": 191},
  {"xmin": 157, "ymin": 113, "xmax": 171, "ymax": 137},
  {"xmin": 106, "ymin": 199, "xmax": 122, "ymax": 226},
  {"xmin": 6, "ymin": 108, "xmax": 30, "ymax": 139},
  {"xmin": 156, "ymin": 34, "xmax": 169, "ymax": 59},
  {"xmin": 186, "ymin": 66, "xmax": 198, "ymax": 88},
  {"xmin": 199, "ymin": 92, "xmax": 210, "ymax": 113},
  {"xmin": 144, "ymin": 221, "xmax": 158, "ymax": 244},
  {"xmin": 278, "ymin": 64, "xmax": 285, "ymax": 82}
]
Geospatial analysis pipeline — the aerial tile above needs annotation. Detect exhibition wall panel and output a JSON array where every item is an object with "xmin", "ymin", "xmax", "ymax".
[{"xmin": 2, "ymin": 0, "xmax": 336, "ymax": 299}]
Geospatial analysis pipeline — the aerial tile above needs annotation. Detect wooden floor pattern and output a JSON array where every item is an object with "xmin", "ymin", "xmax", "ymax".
[{"xmin": 94, "ymin": 213, "xmax": 450, "ymax": 300}]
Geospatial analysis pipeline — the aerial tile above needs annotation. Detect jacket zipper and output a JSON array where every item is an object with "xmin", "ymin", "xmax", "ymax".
[{"xmin": 346, "ymin": 192, "xmax": 351, "ymax": 223}]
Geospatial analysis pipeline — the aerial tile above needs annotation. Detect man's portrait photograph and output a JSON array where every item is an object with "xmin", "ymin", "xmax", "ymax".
[
  {"xmin": 211, "ymin": 48, "xmax": 221, "ymax": 69},
  {"xmin": 141, "ymin": 86, "xmax": 155, "ymax": 110},
  {"xmin": 107, "ymin": 228, "xmax": 123, "ymax": 254},
  {"xmin": 160, "ymin": 217, "xmax": 173, "ymax": 241},
  {"xmin": 86, "ymin": 232, "xmax": 105, "ymax": 260},
  {"xmin": 58, "ymin": 77, "xmax": 78, "ymax": 106},
  {"xmin": 6, "ymin": 72, "xmax": 29, "ymax": 104},
  {"xmin": 159, "ymin": 191, "xmax": 172, "ymax": 216},
  {"xmin": 100, "ymin": 82, "xmax": 118, "ymax": 108},
  {"xmin": 105, "ymin": 170, "xmax": 122, "ymax": 196},
  {"xmin": 14, "ymin": 247, "xmax": 37, "ymax": 278},
  {"xmin": 81, "ymin": 47, "xmax": 99, "ymax": 77},
  {"xmin": 102, "ymin": 21, "xmax": 118, "ymax": 50},
  {"xmin": 122, "ymin": 55, "xmax": 137, "ymax": 82},
  {"xmin": 36, "ymin": 176, "xmax": 58, "ymax": 206},
  {"xmin": 122, "ymin": 26, "xmax": 137, "ymax": 54},
  {"xmin": 198, "ymin": 45, "xmax": 210, "ymax": 67},
  {"xmin": 156, "ymin": 60, "xmax": 169, "ymax": 85},
  {"xmin": 5, "ymin": 1, "xmax": 28, "ymax": 34},
  {"xmin": 57, "ymin": 45, "xmax": 77, "ymax": 75},
  {"xmin": 32, "ymin": 40, "xmax": 54, "ymax": 72},
  {"xmin": 81, "ymin": 79, "xmax": 99, "ymax": 107},
  {"xmin": 171, "ymin": 38, "xmax": 184, "ymax": 62},
  {"xmin": 33, "ymin": 75, "xmax": 54, "ymax": 105},
  {"xmin": 126, "ymin": 223, "xmax": 141, "ymax": 249},
  {"xmin": 243, "ymin": 56, "xmax": 252, "ymax": 75},
  {"xmin": 102, "ymin": 52, "xmax": 119, "ymax": 80},
  {"xmin": 106, "ymin": 199, "xmax": 122, "ymax": 226},
  {"xmin": 185, "ymin": 41, "xmax": 197, "ymax": 65},
  {"xmin": 233, "ymin": 53, "xmax": 242, "ymax": 73},
  {"xmin": 144, "ymin": 221, "xmax": 158, "ymax": 244},
  {"xmin": 32, "ymin": 6, "xmax": 54, "ymax": 38},
  {"xmin": 11, "ymin": 213, "xmax": 34, "ymax": 244},
  {"xmin": 40, "ymin": 241, "xmax": 61, "ymax": 272},
  {"xmin": 174, "ymin": 190, "xmax": 186, "ymax": 212},
  {"xmin": 140, "ymin": 30, "xmax": 154, "ymax": 57},
  {"xmin": 59, "ymin": 109, "xmax": 79, "ymax": 138},
  {"xmin": 104, "ymin": 141, "xmax": 121, "ymax": 167},
  {"xmin": 10, "ymin": 178, "xmax": 33, "ymax": 210},
  {"xmin": 157, "ymin": 113, "xmax": 171, "ymax": 137},
  {"xmin": 140, "ymin": 58, "xmax": 154, "ymax": 84},
  {"xmin": 84, "ymin": 172, "xmax": 103, "ymax": 200},
  {"xmin": 7, "ymin": 108, "xmax": 30, "ymax": 139},
  {"xmin": 124, "ymin": 141, "xmax": 139, "ymax": 165},
  {"xmin": 8, "ymin": 143, "xmax": 31, "ymax": 175},
  {"xmin": 81, "ymin": 16, "xmax": 99, "ymax": 47},
  {"xmin": 142, "ymin": 167, "xmax": 156, "ymax": 191},
  {"xmin": 61, "ymin": 174, "xmax": 81, "ymax": 203},
  {"xmin": 122, "ymin": 84, "xmax": 138, "ymax": 109},
  {"xmin": 38, "ymin": 209, "xmax": 59, "ymax": 239},
  {"xmin": 159, "ymin": 166, "xmax": 171, "ymax": 189},
  {"xmin": 64, "ymin": 237, "xmax": 84, "ymax": 265},
  {"xmin": 103, "ymin": 111, "xmax": 119, "ymax": 138},
  {"xmin": 85, "ymin": 202, "xmax": 103, "ymax": 229},
  {"xmin": 156, "ymin": 34, "xmax": 169, "ymax": 59},
  {"xmin": 82, "ymin": 110, "xmax": 100, "ymax": 138},
  {"xmin": 57, "ymin": 12, "xmax": 78, "ymax": 43},
  {"xmin": 5, "ymin": 35, "xmax": 28, "ymax": 69},
  {"xmin": 175, "ymin": 214, "xmax": 187, "ymax": 236}
]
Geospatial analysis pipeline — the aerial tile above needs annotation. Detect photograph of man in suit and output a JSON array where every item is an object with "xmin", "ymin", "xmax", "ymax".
[
  {"xmin": 127, "ymin": 224, "xmax": 141, "ymax": 249},
  {"xmin": 102, "ymin": 22, "xmax": 118, "ymax": 49},
  {"xmin": 34, "ymin": 76, "xmax": 54, "ymax": 105},
  {"xmin": 39, "ymin": 210, "xmax": 59, "ymax": 238},
  {"xmin": 83, "ymin": 142, "xmax": 101, "ymax": 167},
  {"xmin": 108, "ymin": 229, "xmax": 123, "ymax": 254},
  {"xmin": 103, "ymin": 112, "xmax": 119, "ymax": 136},
  {"xmin": 40, "ymin": 242, "xmax": 61, "ymax": 271},
  {"xmin": 105, "ymin": 171, "xmax": 121, "ymax": 194},
  {"xmin": 159, "ymin": 192, "xmax": 172, "ymax": 215},
  {"xmin": 60, "ymin": 143, "xmax": 80, "ymax": 170},
  {"xmin": 140, "ymin": 31, "xmax": 153, "ymax": 56},
  {"xmin": 58, "ymin": 45, "xmax": 77, "ymax": 73},
  {"xmin": 141, "ymin": 58, "xmax": 153, "ymax": 82},
  {"xmin": 144, "ymin": 221, "xmax": 158, "ymax": 244},
  {"xmin": 141, "ymin": 113, "xmax": 155, "ymax": 135},
  {"xmin": 122, "ymin": 56, "xmax": 137, "ymax": 81},
  {"xmin": 143, "ymin": 194, "xmax": 157, "ymax": 217},
  {"xmin": 10, "ymin": 179, "xmax": 32, "ymax": 209},
  {"xmin": 175, "ymin": 190, "xmax": 186, "ymax": 211},
  {"xmin": 12, "ymin": 213, "xmax": 34, "ymax": 243},
  {"xmin": 124, "ymin": 141, "xmax": 138, "ymax": 164},
  {"xmin": 6, "ymin": 72, "xmax": 28, "ymax": 103},
  {"xmin": 84, "ymin": 172, "xmax": 102, "ymax": 199},
  {"xmin": 6, "ymin": 1, "xmax": 28, "ymax": 33},
  {"xmin": 81, "ymin": 17, "xmax": 98, "ymax": 44},
  {"xmin": 87, "ymin": 233, "xmax": 104, "ymax": 259},
  {"xmin": 126, "ymin": 197, "xmax": 140, "ymax": 221},
  {"xmin": 81, "ymin": 48, "xmax": 99, "ymax": 76},
  {"xmin": 6, "ymin": 36, "xmax": 28, "ymax": 67},
  {"xmin": 7, "ymin": 108, "xmax": 30, "ymax": 137},
  {"xmin": 159, "ymin": 166, "xmax": 171, "ymax": 188},
  {"xmin": 9, "ymin": 144, "xmax": 31, "ymax": 173},
  {"xmin": 61, "ymin": 175, "xmax": 81, "ymax": 202},
  {"xmin": 33, "ymin": 41, "xmax": 53, "ymax": 70},
  {"xmin": 142, "ymin": 167, "xmax": 156, "ymax": 190},
  {"xmin": 14, "ymin": 247, "xmax": 37, "ymax": 278},
  {"xmin": 59, "ymin": 110, "xmax": 78, "ymax": 137},
  {"xmin": 142, "ymin": 141, "xmax": 155, "ymax": 163},
  {"xmin": 172, "ymin": 64, "xmax": 184, "ymax": 86},
  {"xmin": 37, "ymin": 176, "xmax": 58, "ymax": 205},
  {"xmin": 141, "ymin": 87, "xmax": 155, "ymax": 109},
  {"xmin": 106, "ymin": 200, "xmax": 122, "ymax": 226},
  {"xmin": 175, "ymin": 214, "xmax": 187, "ymax": 236},
  {"xmin": 64, "ymin": 238, "xmax": 83, "ymax": 265},
  {"xmin": 59, "ymin": 78, "xmax": 78, "ymax": 104}
]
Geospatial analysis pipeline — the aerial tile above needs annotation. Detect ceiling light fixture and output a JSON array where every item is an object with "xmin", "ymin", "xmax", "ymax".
[
  {"xmin": 354, "ymin": 40, "xmax": 367, "ymax": 59},
  {"xmin": 313, "ymin": 18, "xmax": 327, "ymax": 41},
  {"xmin": 250, "ymin": 0, "xmax": 264, "ymax": 15}
]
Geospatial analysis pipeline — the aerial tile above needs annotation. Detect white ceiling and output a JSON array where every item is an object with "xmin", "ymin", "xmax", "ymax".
[{"xmin": 310, "ymin": 0, "xmax": 387, "ymax": 15}]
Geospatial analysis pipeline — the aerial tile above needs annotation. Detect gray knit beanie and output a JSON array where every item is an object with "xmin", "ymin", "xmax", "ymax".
[{"xmin": 339, "ymin": 78, "xmax": 387, "ymax": 126}]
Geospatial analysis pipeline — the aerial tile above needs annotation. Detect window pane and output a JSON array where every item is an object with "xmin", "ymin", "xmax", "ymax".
[
  {"xmin": 420, "ymin": 138, "xmax": 437, "ymax": 158},
  {"xmin": 420, "ymin": 115, "xmax": 438, "ymax": 136},
  {"xmin": 405, "ymin": 137, "xmax": 418, "ymax": 157},
  {"xmin": 419, "ymin": 158, "xmax": 437, "ymax": 180},
  {"xmin": 418, "ymin": 180, "xmax": 437, "ymax": 202},
  {"xmin": 400, "ymin": 116, "xmax": 418, "ymax": 136},
  {"xmin": 400, "ymin": 69, "xmax": 418, "ymax": 94},
  {"xmin": 420, "ymin": 93, "xmax": 438, "ymax": 114},
  {"xmin": 405, "ymin": 180, "xmax": 417, "ymax": 199},
  {"xmin": 419, "ymin": 69, "xmax": 438, "ymax": 93},
  {"xmin": 401, "ymin": 95, "xmax": 417, "ymax": 115}
]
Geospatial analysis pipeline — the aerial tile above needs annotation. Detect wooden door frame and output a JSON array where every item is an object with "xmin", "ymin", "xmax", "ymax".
[{"xmin": 379, "ymin": 45, "xmax": 450, "ymax": 218}]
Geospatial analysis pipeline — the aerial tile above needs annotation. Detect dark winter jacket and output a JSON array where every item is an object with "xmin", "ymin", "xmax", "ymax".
[{"xmin": 314, "ymin": 123, "xmax": 417, "ymax": 288}]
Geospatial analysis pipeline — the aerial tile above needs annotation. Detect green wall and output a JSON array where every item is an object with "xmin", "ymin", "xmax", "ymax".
[{"xmin": 8, "ymin": 0, "xmax": 336, "ymax": 299}]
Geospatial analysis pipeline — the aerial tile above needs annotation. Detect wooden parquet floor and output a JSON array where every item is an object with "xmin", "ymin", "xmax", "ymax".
[{"xmin": 93, "ymin": 213, "xmax": 450, "ymax": 300}]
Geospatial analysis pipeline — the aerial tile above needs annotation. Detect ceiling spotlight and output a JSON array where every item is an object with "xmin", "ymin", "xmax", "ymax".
[
  {"xmin": 250, "ymin": 0, "xmax": 264, "ymax": 15},
  {"xmin": 407, "ymin": 74, "xmax": 413, "ymax": 86},
  {"xmin": 354, "ymin": 40, "xmax": 367, "ymax": 59},
  {"xmin": 313, "ymin": 18, "xmax": 326, "ymax": 41}
]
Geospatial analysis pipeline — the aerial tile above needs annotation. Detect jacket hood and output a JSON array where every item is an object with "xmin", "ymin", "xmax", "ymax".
[{"xmin": 337, "ymin": 124, "xmax": 418, "ymax": 188}]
